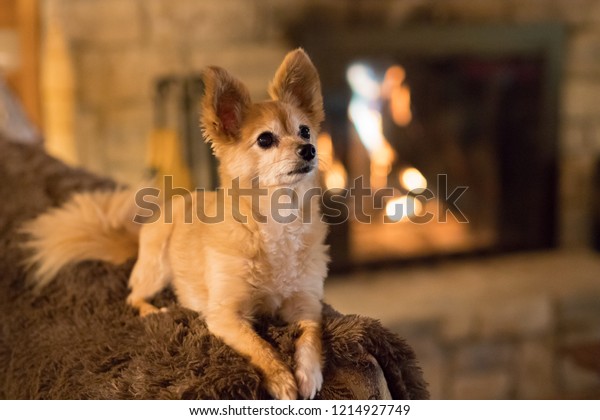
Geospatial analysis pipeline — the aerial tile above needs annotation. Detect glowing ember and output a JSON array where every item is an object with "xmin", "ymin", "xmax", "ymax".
[
  {"xmin": 383, "ymin": 65, "xmax": 412, "ymax": 126},
  {"xmin": 369, "ymin": 142, "xmax": 395, "ymax": 190},
  {"xmin": 399, "ymin": 167, "xmax": 427, "ymax": 192},
  {"xmin": 385, "ymin": 195, "xmax": 424, "ymax": 222}
]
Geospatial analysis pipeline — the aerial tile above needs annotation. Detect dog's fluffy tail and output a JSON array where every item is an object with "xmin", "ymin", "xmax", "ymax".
[{"xmin": 21, "ymin": 189, "xmax": 141, "ymax": 289}]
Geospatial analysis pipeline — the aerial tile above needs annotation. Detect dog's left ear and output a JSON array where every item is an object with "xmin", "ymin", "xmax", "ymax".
[{"xmin": 269, "ymin": 48, "xmax": 324, "ymax": 128}]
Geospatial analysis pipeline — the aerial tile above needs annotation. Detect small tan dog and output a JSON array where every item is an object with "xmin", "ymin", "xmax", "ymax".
[{"xmin": 22, "ymin": 49, "xmax": 329, "ymax": 400}]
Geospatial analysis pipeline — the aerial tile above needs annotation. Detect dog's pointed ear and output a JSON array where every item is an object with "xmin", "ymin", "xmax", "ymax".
[
  {"xmin": 268, "ymin": 48, "xmax": 324, "ymax": 128},
  {"xmin": 201, "ymin": 66, "xmax": 251, "ymax": 144}
]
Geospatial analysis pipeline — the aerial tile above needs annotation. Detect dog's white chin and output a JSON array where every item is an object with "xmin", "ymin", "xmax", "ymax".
[{"xmin": 283, "ymin": 168, "xmax": 316, "ymax": 186}]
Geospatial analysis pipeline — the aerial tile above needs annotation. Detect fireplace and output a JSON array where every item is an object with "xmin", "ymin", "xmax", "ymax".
[{"xmin": 295, "ymin": 24, "xmax": 565, "ymax": 271}]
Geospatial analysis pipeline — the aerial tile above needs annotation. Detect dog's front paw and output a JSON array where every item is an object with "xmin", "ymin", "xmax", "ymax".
[
  {"xmin": 265, "ymin": 367, "xmax": 298, "ymax": 400},
  {"xmin": 295, "ymin": 358, "xmax": 323, "ymax": 399}
]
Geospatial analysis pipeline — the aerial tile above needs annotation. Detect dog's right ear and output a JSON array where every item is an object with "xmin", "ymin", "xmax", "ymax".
[{"xmin": 201, "ymin": 66, "xmax": 251, "ymax": 145}]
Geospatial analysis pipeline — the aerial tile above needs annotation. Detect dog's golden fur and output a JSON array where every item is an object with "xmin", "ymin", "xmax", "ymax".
[{"xmin": 22, "ymin": 49, "xmax": 329, "ymax": 400}]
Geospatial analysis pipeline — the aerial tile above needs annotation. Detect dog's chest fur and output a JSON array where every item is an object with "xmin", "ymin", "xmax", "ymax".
[{"xmin": 252, "ymin": 217, "xmax": 310, "ymax": 302}]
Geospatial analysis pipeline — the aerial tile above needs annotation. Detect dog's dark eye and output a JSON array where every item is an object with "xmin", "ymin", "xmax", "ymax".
[
  {"xmin": 257, "ymin": 132, "xmax": 276, "ymax": 149},
  {"xmin": 299, "ymin": 125, "xmax": 311, "ymax": 141}
]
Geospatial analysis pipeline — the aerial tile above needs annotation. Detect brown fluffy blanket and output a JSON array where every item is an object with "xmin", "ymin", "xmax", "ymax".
[{"xmin": 0, "ymin": 137, "xmax": 428, "ymax": 399}]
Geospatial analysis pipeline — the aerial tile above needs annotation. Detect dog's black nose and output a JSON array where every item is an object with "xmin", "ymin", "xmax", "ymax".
[{"xmin": 298, "ymin": 144, "xmax": 316, "ymax": 161}]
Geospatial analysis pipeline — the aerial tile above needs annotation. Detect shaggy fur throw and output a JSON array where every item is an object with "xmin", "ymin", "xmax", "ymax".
[{"xmin": 0, "ymin": 137, "xmax": 429, "ymax": 399}]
